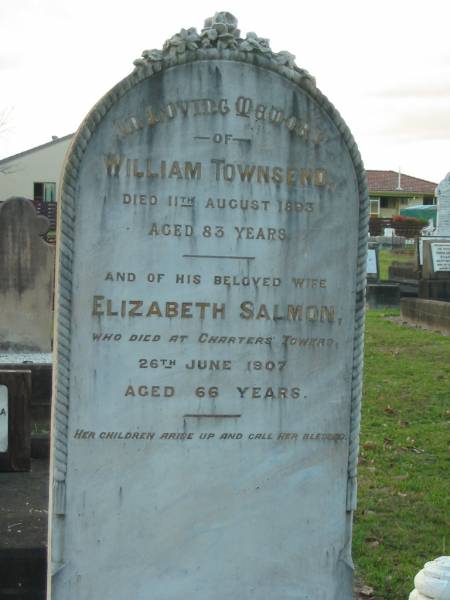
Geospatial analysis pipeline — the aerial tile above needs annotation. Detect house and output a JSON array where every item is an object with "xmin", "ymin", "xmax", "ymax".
[
  {"xmin": 0, "ymin": 134, "xmax": 73, "ymax": 204},
  {"xmin": 367, "ymin": 170, "xmax": 436, "ymax": 217}
]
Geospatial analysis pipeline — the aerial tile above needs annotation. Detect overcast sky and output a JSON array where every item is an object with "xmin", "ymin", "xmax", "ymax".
[{"xmin": 1, "ymin": 0, "xmax": 449, "ymax": 183}]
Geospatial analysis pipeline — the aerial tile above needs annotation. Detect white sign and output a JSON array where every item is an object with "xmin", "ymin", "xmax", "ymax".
[
  {"xmin": 0, "ymin": 385, "xmax": 8, "ymax": 452},
  {"xmin": 419, "ymin": 236, "xmax": 450, "ymax": 265},
  {"xmin": 431, "ymin": 243, "xmax": 450, "ymax": 272}
]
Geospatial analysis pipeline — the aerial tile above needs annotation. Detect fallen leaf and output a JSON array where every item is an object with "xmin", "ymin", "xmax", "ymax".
[
  {"xmin": 363, "ymin": 442, "xmax": 377, "ymax": 450},
  {"xmin": 384, "ymin": 406, "xmax": 397, "ymax": 415}
]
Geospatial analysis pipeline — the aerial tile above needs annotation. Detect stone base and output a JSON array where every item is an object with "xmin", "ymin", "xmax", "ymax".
[
  {"xmin": 401, "ymin": 298, "xmax": 450, "ymax": 335},
  {"xmin": 419, "ymin": 279, "xmax": 450, "ymax": 302},
  {"xmin": 366, "ymin": 284, "xmax": 400, "ymax": 309}
]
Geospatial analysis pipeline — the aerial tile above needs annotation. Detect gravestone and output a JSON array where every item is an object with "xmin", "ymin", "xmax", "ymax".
[
  {"xmin": 420, "ymin": 240, "xmax": 450, "ymax": 301},
  {"xmin": 0, "ymin": 384, "xmax": 7, "ymax": 453},
  {"xmin": 0, "ymin": 197, "xmax": 55, "ymax": 357},
  {"xmin": 435, "ymin": 173, "xmax": 450, "ymax": 237},
  {"xmin": 48, "ymin": 13, "xmax": 368, "ymax": 600},
  {"xmin": 366, "ymin": 244, "xmax": 379, "ymax": 281},
  {"xmin": 418, "ymin": 173, "xmax": 450, "ymax": 302},
  {"xmin": 0, "ymin": 370, "xmax": 31, "ymax": 471}
]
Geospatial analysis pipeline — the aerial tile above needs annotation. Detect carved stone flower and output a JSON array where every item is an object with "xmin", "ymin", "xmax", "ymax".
[
  {"xmin": 163, "ymin": 28, "xmax": 201, "ymax": 58},
  {"xmin": 142, "ymin": 49, "xmax": 163, "ymax": 62},
  {"xmin": 133, "ymin": 48, "xmax": 163, "ymax": 66},
  {"xmin": 240, "ymin": 32, "xmax": 272, "ymax": 55},
  {"xmin": 201, "ymin": 11, "xmax": 240, "ymax": 49},
  {"xmin": 274, "ymin": 50, "xmax": 296, "ymax": 68}
]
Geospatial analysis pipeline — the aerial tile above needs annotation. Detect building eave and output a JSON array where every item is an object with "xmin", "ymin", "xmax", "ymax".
[{"xmin": 0, "ymin": 133, "xmax": 74, "ymax": 166}]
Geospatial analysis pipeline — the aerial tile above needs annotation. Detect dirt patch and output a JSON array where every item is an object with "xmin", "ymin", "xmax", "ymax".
[
  {"xmin": 0, "ymin": 457, "xmax": 48, "ymax": 549},
  {"xmin": 388, "ymin": 315, "xmax": 450, "ymax": 337}
]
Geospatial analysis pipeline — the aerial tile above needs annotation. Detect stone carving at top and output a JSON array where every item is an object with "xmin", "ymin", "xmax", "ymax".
[
  {"xmin": 435, "ymin": 172, "xmax": 450, "ymax": 236},
  {"xmin": 133, "ymin": 12, "xmax": 314, "ymax": 86}
]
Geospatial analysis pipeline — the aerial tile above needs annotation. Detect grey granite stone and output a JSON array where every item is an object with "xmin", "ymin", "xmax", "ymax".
[{"xmin": 0, "ymin": 198, "xmax": 54, "ymax": 354}]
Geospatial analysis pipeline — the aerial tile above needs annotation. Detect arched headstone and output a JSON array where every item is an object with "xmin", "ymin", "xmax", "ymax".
[
  {"xmin": 49, "ymin": 13, "xmax": 368, "ymax": 599},
  {"xmin": 0, "ymin": 197, "xmax": 54, "ymax": 356}
]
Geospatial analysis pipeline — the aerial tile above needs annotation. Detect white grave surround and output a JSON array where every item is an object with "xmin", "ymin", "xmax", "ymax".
[
  {"xmin": 0, "ymin": 385, "xmax": 8, "ymax": 452},
  {"xmin": 48, "ymin": 15, "xmax": 368, "ymax": 600},
  {"xmin": 431, "ymin": 243, "xmax": 450, "ymax": 272}
]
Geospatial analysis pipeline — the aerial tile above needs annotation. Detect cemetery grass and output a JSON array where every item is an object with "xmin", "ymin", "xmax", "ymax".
[
  {"xmin": 353, "ymin": 309, "xmax": 450, "ymax": 600},
  {"xmin": 379, "ymin": 249, "xmax": 415, "ymax": 280}
]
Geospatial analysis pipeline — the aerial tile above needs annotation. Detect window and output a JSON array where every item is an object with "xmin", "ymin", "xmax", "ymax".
[
  {"xmin": 423, "ymin": 196, "xmax": 435, "ymax": 206},
  {"xmin": 34, "ymin": 182, "xmax": 56, "ymax": 203},
  {"xmin": 380, "ymin": 197, "xmax": 398, "ymax": 209},
  {"xmin": 369, "ymin": 198, "xmax": 380, "ymax": 215}
]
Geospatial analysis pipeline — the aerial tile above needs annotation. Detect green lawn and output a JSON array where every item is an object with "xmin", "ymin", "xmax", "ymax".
[
  {"xmin": 379, "ymin": 248, "xmax": 416, "ymax": 280},
  {"xmin": 353, "ymin": 310, "xmax": 450, "ymax": 599}
]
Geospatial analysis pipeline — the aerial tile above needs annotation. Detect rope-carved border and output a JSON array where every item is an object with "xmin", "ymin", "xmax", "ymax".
[{"xmin": 51, "ymin": 48, "xmax": 368, "ymax": 520}]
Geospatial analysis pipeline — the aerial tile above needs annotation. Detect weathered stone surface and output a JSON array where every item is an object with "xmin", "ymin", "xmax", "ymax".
[
  {"xmin": 366, "ymin": 283, "xmax": 400, "ymax": 308},
  {"xmin": 48, "ymin": 15, "xmax": 367, "ymax": 600},
  {"xmin": 422, "ymin": 240, "xmax": 450, "ymax": 277},
  {"xmin": 401, "ymin": 298, "xmax": 450, "ymax": 334},
  {"xmin": 419, "ymin": 279, "xmax": 450, "ymax": 302},
  {"xmin": 0, "ymin": 198, "xmax": 55, "ymax": 354}
]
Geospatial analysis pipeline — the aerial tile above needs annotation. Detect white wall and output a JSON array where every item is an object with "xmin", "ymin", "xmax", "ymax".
[{"xmin": 0, "ymin": 136, "xmax": 73, "ymax": 203}]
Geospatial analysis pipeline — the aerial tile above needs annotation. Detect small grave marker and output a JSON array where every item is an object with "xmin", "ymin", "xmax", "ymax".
[
  {"xmin": 0, "ymin": 370, "xmax": 31, "ymax": 472},
  {"xmin": 0, "ymin": 198, "xmax": 55, "ymax": 356}
]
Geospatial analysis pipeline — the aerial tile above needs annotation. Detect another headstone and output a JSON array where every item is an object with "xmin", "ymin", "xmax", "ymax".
[
  {"xmin": 0, "ymin": 198, "xmax": 55, "ymax": 357},
  {"xmin": 435, "ymin": 173, "xmax": 450, "ymax": 237},
  {"xmin": 367, "ymin": 244, "xmax": 379, "ymax": 281},
  {"xmin": 430, "ymin": 243, "xmax": 450, "ymax": 272},
  {"xmin": 48, "ymin": 13, "xmax": 368, "ymax": 599},
  {"xmin": 419, "ymin": 239, "xmax": 450, "ymax": 301},
  {"xmin": 418, "ymin": 173, "xmax": 450, "ymax": 266},
  {"xmin": 0, "ymin": 370, "xmax": 31, "ymax": 471},
  {"xmin": 0, "ymin": 384, "xmax": 7, "ymax": 453}
]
